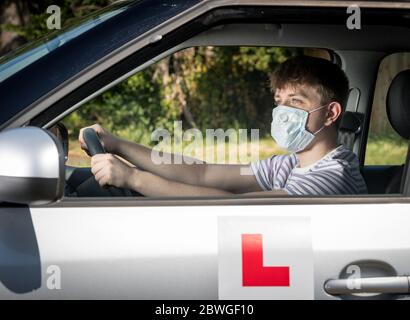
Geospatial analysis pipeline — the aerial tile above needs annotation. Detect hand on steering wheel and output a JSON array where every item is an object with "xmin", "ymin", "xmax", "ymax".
[
  {"xmin": 82, "ymin": 128, "xmax": 138, "ymax": 197},
  {"xmin": 82, "ymin": 128, "xmax": 106, "ymax": 156}
]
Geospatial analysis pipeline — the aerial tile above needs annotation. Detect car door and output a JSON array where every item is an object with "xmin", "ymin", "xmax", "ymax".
[
  {"xmin": 1, "ymin": 193, "xmax": 410, "ymax": 299},
  {"xmin": 1, "ymin": 0, "xmax": 410, "ymax": 300}
]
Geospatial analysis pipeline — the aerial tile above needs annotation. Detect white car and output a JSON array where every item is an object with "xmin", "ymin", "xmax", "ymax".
[{"xmin": 0, "ymin": 0, "xmax": 409, "ymax": 300}]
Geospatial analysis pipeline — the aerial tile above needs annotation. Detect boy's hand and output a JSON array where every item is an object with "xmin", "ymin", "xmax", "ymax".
[
  {"xmin": 79, "ymin": 124, "xmax": 117, "ymax": 155},
  {"xmin": 91, "ymin": 153, "xmax": 136, "ymax": 189}
]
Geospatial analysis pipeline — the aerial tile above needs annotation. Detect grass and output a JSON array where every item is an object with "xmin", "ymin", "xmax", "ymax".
[
  {"xmin": 67, "ymin": 139, "xmax": 91, "ymax": 167},
  {"xmin": 67, "ymin": 135, "xmax": 408, "ymax": 167},
  {"xmin": 364, "ymin": 135, "xmax": 408, "ymax": 165}
]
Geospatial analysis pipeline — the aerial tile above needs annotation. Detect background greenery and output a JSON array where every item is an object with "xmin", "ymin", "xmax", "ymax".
[
  {"xmin": 1, "ymin": 0, "xmax": 408, "ymax": 167},
  {"xmin": 65, "ymin": 46, "xmax": 297, "ymax": 144}
]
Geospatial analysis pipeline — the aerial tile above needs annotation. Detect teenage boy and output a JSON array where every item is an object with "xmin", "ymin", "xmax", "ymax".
[{"xmin": 79, "ymin": 55, "xmax": 367, "ymax": 196}]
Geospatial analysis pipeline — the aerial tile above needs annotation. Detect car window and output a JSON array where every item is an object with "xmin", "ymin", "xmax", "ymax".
[
  {"xmin": 365, "ymin": 53, "xmax": 410, "ymax": 166},
  {"xmin": 57, "ymin": 46, "xmax": 370, "ymax": 198},
  {"xmin": 62, "ymin": 46, "xmax": 301, "ymax": 168}
]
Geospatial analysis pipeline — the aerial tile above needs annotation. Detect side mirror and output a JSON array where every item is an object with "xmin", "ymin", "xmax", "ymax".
[{"xmin": 0, "ymin": 127, "xmax": 65, "ymax": 205}]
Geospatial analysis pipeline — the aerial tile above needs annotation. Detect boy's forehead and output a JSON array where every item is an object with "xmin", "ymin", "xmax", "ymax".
[{"xmin": 274, "ymin": 84, "xmax": 318, "ymax": 99}]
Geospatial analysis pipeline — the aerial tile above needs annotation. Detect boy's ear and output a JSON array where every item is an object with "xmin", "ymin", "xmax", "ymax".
[{"xmin": 325, "ymin": 102, "xmax": 342, "ymax": 126}]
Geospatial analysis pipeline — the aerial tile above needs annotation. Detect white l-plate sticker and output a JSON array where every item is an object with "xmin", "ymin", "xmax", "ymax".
[{"xmin": 218, "ymin": 216, "xmax": 313, "ymax": 300}]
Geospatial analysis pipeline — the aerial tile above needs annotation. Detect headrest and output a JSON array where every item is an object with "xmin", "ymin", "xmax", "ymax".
[
  {"xmin": 387, "ymin": 69, "xmax": 410, "ymax": 139},
  {"xmin": 338, "ymin": 111, "xmax": 363, "ymax": 134}
]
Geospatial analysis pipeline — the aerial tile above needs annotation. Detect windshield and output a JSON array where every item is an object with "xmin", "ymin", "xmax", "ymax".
[{"xmin": 0, "ymin": 1, "xmax": 133, "ymax": 83}]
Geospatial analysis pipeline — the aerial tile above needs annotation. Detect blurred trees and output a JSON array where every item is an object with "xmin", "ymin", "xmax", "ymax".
[
  {"xmin": 0, "ymin": 0, "xmax": 29, "ymax": 54},
  {"xmin": 68, "ymin": 46, "xmax": 298, "ymax": 145}
]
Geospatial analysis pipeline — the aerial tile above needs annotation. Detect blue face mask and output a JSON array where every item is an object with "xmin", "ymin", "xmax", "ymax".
[{"xmin": 270, "ymin": 104, "xmax": 328, "ymax": 153}]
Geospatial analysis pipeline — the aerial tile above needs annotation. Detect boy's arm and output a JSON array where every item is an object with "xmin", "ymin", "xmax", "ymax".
[
  {"xmin": 91, "ymin": 153, "xmax": 285, "ymax": 197},
  {"xmin": 128, "ymin": 168, "xmax": 287, "ymax": 197},
  {"xmin": 80, "ymin": 124, "xmax": 262, "ymax": 194},
  {"xmin": 113, "ymin": 135, "xmax": 262, "ymax": 194}
]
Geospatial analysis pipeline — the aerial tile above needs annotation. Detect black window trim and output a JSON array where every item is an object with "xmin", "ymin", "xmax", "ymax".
[{"xmin": 402, "ymin": 140, "xmax": 410, "ymax": 195}]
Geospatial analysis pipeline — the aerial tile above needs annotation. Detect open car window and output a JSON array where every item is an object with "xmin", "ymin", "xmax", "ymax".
[
  {"xmin": 63, "ymin": 46, "xmax": 301, "ymax": 169},
  {"xmin": 46, "ymin": 46, "xmax": 406, "ymax": 199},
  {"xmin": 365, "ymin": 52, "xmax": 410, "ymax": 167},
  {"xmin": 361, "ymin": 52, "xmax": 410, "ymax": 195}
]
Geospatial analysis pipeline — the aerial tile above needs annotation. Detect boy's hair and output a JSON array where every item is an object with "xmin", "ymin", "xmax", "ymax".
[{"xmin": 270, "ymin": 55, "xmax": 349, "ymax": 128}]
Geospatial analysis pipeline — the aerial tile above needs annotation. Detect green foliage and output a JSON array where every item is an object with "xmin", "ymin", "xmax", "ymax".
[
  {"xmin": 64, "ymin": 65, "xmax": 178, "ymax": 145},
  {"xmin": 365, "ymin": 134, "xmax": 408, "ymax": 165},
  {"xmin": 64, "ymin": 45, "xmax": 300, "ymax": 146},
  {"xmin": 188, "ymin": 47, "xmax": 300, "ymax": 134}
]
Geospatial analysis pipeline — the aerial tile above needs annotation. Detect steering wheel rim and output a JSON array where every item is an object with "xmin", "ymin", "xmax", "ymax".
[{"xmin": 83, "ymin": 128, "xmax": 106, "ymax": 155}]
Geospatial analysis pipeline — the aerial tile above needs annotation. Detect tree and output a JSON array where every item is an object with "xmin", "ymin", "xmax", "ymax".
[{"xmin": 0, "ymin": 0, "xmax": 29, "ymax": 55}]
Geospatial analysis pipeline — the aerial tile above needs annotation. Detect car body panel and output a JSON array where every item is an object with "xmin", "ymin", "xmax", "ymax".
[{"xmin": 1, "ymin": 203, "xmax": 410, "ymax": 299}]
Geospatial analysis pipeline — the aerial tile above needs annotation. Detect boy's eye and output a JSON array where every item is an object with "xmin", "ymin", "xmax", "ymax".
[{"xmin": 291, "ymin": 98, "xmax": 303, "ymax": 105}]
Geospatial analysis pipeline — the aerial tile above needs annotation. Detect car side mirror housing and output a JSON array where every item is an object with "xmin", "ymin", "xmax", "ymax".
[
  {"xmin": 0, "ymin": 127, "xmax": 65, "ymax": 205},
  {"xmin": 48, "ymin": 122, "xmax": 69, "ymax": 162}
]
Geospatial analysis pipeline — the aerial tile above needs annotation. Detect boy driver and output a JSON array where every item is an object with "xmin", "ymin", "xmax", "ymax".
[{"xmin": 79, "ymin": 56, "xmax": 367, "ymax": 196}]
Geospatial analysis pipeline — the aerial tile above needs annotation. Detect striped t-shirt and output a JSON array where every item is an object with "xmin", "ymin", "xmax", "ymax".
[{"xmin": 250, "ymin": 144, "xmax": 368, "ymax": 195}]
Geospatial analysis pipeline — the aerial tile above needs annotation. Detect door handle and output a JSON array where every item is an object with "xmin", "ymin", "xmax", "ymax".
[{"xmin": 324, "ymin": 276, "xmax": 410, "ymax": 295}]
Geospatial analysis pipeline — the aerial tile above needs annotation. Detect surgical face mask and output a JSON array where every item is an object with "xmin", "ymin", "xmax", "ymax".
[{"xmin": 270, "ymin": 104, "xmax": 328, "ymax": 153}]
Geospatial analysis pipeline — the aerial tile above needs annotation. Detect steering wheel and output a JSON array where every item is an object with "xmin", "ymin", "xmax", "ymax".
[
  {"xmin": 82, "ymin": 128, "xmax": 141, "ymax": 197},
  {"xmin": 83, "ymin": 128, "xmax": 106, "ymax": 156}
]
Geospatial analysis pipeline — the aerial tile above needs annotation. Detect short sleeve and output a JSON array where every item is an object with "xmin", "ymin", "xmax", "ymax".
[
  {"xmin": 284, "ymin": 162, "xmax": 365, "ymax": 195},
  {"xmin": 250, "ymin": 156, "xmax": 276, "ymax": 191}
]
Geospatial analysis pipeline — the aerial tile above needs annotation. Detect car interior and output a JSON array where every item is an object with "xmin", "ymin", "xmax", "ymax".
[
  {"xmin": 362, "ymin": 69, "xmax": 410, "ymax": 194},
  {"xmin": 41, "ymin": 21, "xmax": 409, "ymax": 199}
]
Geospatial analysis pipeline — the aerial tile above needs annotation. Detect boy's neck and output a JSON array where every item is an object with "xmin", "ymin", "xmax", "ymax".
[{"xmin": 296, "ymin": 132, "xmax": 339, "ymax": 168}]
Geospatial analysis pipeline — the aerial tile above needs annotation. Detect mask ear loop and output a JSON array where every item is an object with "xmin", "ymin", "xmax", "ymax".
[
  {"xmin": 310, "ymin": 103, "xmax": 332, "ymax": 135},
  {"xmin": 308, "ymin": 103, "xmax": 329, "ymax": 114},
  {"xmin": 313, "ymin": 124, "xmax": 326, "ymax": 135}
]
